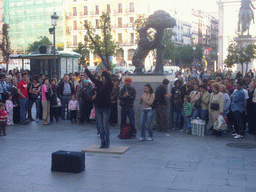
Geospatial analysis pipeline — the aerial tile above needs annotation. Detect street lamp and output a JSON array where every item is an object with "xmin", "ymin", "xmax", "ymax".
[{"xmin": 50, "ymin": 12, "xmax": 59, "ymax": 77}]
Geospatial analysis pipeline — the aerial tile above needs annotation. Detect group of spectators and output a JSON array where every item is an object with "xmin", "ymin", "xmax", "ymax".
[
  {"xmin": 170, "ymin": 69, "xmax": 256, "ymax": 139},
  {"xmin": 0, "ymin": 67, "xmax": 256, "ymax": 147}
]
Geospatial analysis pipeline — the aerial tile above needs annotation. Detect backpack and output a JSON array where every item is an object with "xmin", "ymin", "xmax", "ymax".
[{"xmin": 119, "ymin": 124, "xmax": 132, "ymax": 139}]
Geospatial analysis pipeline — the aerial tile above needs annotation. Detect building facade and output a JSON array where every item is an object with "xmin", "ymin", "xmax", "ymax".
[
  {"xmin": 63, "ymin": 0, "xmax": 150, "ymax": 66},
  {"xmin": 0, "ymin": 0, "xmax": 4, "ymax": 63},
  {"xmin": 4, "ymin": 0, "xmax": 65, "ymax": 54}
]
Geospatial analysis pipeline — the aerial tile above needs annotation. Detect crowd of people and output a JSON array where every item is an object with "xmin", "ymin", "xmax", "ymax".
[{"xmin": 0, "ymin": 67, "xmax": 255, "ymax": 148}]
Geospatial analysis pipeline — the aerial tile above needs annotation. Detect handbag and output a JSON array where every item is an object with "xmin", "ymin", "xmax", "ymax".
[
  {"xmin": 194, "ymin": 92, "xmax": 201, "ymax": 108},
  {"xmin": 194, "ymin": 99, "xmax": 201, "ymax": 108},
  {"xmin": 46, "ymin": 87, "xmax": 53, "ymax": 101},
  {"xmin": 210, "ymin": 103, "xmax": 219, "ymax": 110},
  {"xmin": 210, "ymin": 94, "xmax": 219, "ymax": 111}
]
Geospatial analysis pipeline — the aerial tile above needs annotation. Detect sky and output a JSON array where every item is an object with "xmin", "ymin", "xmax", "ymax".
[{"xmin": 146, "ymin": 0, "xmax": 219, "ymax": 13}]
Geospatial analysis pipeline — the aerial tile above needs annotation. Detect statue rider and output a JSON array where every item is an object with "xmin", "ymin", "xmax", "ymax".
[
  {"xmin": 238, "ymin": 0, "xmax": 255, "ymax": 35},
  {"xmin": 132, "ymin": 27, "xmax": 157, "ymax": 73}
]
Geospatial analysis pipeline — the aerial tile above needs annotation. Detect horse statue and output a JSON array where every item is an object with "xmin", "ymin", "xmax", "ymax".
[{"xmin": 238, "ymin": 0, "xmax": 255, "ymax": 36}]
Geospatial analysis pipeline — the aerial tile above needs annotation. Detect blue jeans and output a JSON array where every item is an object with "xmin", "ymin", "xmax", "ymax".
[
  {"xmin": 28, "ymin": 98, "xmax": 40, "ymax": 119},
  {"xmin": 120, "ymin": 107, "xmax": 136, "ymax": 135},
  {"xmin": 173, "ymin": 111, "xmax": 181, "ymax": 128},
  {"xmin": 140, "ymin": 109, "xmax": 155, "ymax": 138},
  {"xmin": 19, "ymin": 98, "xmax": 29, "ymax": 124},
  {"xmin": 95, "ymin": 108, "xmax": 111, "ymax": 146},
  {"xmin": 61, "ymin": 95, "xmax": 71, "ymax": 120},
  {"xmin": 183, "ymin": 116, "xmax": 191, "ymax": 131},
  {"xmin": 193, "ymin": 107, "xmax": 208, "ymax": 121}
]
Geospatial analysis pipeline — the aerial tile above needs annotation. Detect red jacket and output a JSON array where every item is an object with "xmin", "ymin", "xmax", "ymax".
[{"xmin": 0, "ymin": 110, "xmax": 8, "ymax": 121}]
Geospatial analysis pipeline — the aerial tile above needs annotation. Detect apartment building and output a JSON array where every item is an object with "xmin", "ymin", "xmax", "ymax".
[{"xmin": 63, "ymin": 0, "xmax": 150, "ymax": 66}]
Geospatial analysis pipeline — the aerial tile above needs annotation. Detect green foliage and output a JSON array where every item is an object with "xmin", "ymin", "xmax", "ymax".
[
  {"xmin": 134, "ymin": 14, "xmax": 155, "ymax": 42},
  {"xmin": 73, "ymin": 42, "xmax": 89, "ymax": 66},
  {"xmin": 163, "ymin": 28, "xmax": 175, "ymax": 61},
  {"xmin": 56, "ymin": 43, "xmax": 64, "ymax": 51},
  {"xmin": 0, "ymin": 23, "xmax": 12, "ymax": 72},
  {"xmin": 0, "ymin": 24, "xmax": 12, "ymax": 62},
  {"xmin": 224, "ymin": 43, "xmax": 256, "ymax": 75},
  {"xmin": 180, "ymin": 45, "xmax": 194, "ymax": 67},
  {"xmin": 194, "ymin": 44, "xmax": 203, "ymax": 62},
  {"xmin": 27, "ymin": 36, "xmax": 52, "ymax": 52},
  {"xmin": 84, "ymin": 13, "xmax": 118, "ymax": 71}
]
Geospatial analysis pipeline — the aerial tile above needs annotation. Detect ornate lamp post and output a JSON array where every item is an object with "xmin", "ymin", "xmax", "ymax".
[{"xmin": 50, "ymin": 12, "xmax": 59, "ymax": 77}]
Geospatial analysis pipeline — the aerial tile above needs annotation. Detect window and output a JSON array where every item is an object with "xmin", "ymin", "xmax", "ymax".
[
  {"xmin": 95, "ymin": 5, "xmax": 99, "ymax": 14},
  {"xmin": 129, "ymin": 17, "xmax": 134, "ymax": 24},
  {"xmin": 73, "ymin": 35, "xmax": 77, "ymax": 46},
  {"xmin": 107, "ymin": 4, "xmax": 111, "ymax": 14},
  {"xmin": 118, "ymin": 18, "xmax": 122, "ymax": 28},
  {"xmin": 73, "ymin": 7, "xmax": 77, "ymax": 16},
  {"xmin": 118, "ymin": 3, "xmax": 122, "ymax": 13},
  {"xmin": 84, "ymin": 6, "xmax": 88, "ymax": 15},
  {"xmin": 129, "ymin": 2, "xmax": 134, "ymax": 12},
  {"xmin": 118, "ymin": 33, "xmax": 122, "ymax": 43},
  {"xmin": 73, "ymin": 20, "xmax": 77, "ymax": 30},
  {"xmin": 130, "ymin": 33, "xmax": 134, "ymax": 44},
  {"xmin": 95, "ymin": 19, "xmax": 100, "ymax": 28}
]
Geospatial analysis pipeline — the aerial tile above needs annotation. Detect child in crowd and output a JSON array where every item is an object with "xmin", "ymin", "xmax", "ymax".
[
  {"xmin": 182, "ymin": 95, "xmax": 192, "ymax": 133},
  {"xmin": 5, "ymin": 94, "xmax": 16, "ymax": 125},
  {"xmin": 0, "ymin": 103, "xmax": 8, "ymax": 136},
  {"xmin": 68, "ymin": 94, "xmax": 79, "ymax": 124}
]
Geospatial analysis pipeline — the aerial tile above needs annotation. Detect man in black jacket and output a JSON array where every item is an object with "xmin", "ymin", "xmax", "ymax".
[
  {"xmin": 119, "ymin": 77, "xmax": 137, "ymax": 138},
  {"xmin": 58, "ymin": 74, "xmax": 74, "ymax": 120},
  {"xmin": 155, "ymin": 79, "xmax": 170, "ymax": 134}
]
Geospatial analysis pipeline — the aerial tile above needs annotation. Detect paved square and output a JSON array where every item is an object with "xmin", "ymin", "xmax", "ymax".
[
  {"xmin": 82, "ymin": 145, "xmax": 130, "ymax": 154},
  {"xmin": 0, "ymin": 118, "xmax": 256, "ymax": 192}
]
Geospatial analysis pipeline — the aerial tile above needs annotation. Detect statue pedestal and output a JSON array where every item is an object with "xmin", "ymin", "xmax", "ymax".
[
  {"xmin": 119, "ymin": 74, "xmax": 175, "ymax": 130},
  {"xmin": 234, "ymin": 36, "xmax": 256, "ymax": 47},
  {"xmin": 234, "ymin": 36, "xmax": 256, "ymax": 75}
]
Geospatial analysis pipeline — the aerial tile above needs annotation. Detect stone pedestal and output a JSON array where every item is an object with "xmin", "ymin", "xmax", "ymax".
[
  {"xmin": 119, "ymin": 74, "xmax": 175, "ymax": 131},
  {"xmin": 234, "ymin": 36, "xmax": 256, "ymax": 75}
]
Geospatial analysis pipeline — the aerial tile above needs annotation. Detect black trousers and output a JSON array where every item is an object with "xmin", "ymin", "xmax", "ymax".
[
  {"xmin": 80, "ymin": 102, "xmax": 92, "ymax": 124},
  {"xmin": 50, "ymin": 107, "xmax": 60, "ymax": 122},
  {"xmin": 247, "ymin": 103, "xmax": 256, "ymax": 134},
  {"xmin": 229, "ymin": 111, "xmax": 244, "ymax": 135},
  {"xmin": 13, "ymin": 106, "xmax": 20, "ymax": 124},
  {"xmin": 70, "ymin": 110, "xmax": 77, "ymax": 122}
]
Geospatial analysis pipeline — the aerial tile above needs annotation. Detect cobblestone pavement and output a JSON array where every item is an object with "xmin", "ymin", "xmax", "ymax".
[{"xmin": 0, "ymin": 118, "xmax": 256, "ymax": 192}]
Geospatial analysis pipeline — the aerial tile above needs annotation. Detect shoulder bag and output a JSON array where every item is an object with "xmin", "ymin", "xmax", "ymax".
[{"xmin": 210, "ymin": 94, "xmax": 219, "ymax": 111}]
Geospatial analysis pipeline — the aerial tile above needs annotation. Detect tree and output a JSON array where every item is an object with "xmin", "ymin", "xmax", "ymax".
[
  {"xmin": 73, "ymin": 42, "xmax": 89, "ymax": 67},
  {"xmin": 180, "ymin": 45, "xmax": 194, "ymax": 68},
  {"xmin": 163, "ymin": 28, "xmax": 175, "ymax": 62},
  {"xmin": 0, "ymin": 23, "xmax": 12, "ymax": 72},
  {"xmin": 134, "ymin": 14, "xmax": 155, "ymax": 42},
  {"xmin": 194, "ymin": 44, "xmax": 203, "ymax": 63},
  {"xmin": 84, "ymin": 13, "xmax": 118, "ymax": 71},
  {"xmin": 27, "ymin": 36, "xmax": 52, "ymax": 52},
  {"xmin": 224, "ymin": 43, "xmax": 256, "ymax": 75}
]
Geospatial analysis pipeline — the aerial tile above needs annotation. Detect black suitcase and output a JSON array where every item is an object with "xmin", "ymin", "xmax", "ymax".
[{"xmin": 51, "ymin": 150, "xmax": 85, "ymax": 173}]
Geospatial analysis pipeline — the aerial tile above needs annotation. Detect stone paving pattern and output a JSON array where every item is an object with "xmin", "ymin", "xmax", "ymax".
[{"xmin": 1, "ymin": 119, "xmax": 256, "ymax": 192}]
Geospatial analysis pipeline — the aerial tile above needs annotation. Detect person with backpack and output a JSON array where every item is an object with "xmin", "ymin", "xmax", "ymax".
[
  {"xmin": 119, "ymin": 77, "xmax": 137, "ymax": 138},
  {"xmin": 138, "ymin": 83, "xmax": 155, "ymax": 141}
]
